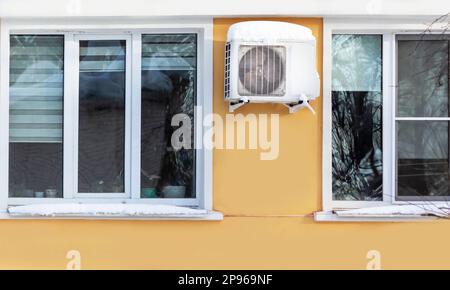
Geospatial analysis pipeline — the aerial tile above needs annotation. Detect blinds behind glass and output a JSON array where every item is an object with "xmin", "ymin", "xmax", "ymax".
[
  {"xmin": 77, "ymin": 39, "xmax": 126, "ymax": 193},
  {"xmin": 142, "ymin": 34, "xmax": 196, "ymax": 71},
  {"xmin": 9, "ymin": 35, "xmax": 64, "ymax": 143},
  {"xmin": 79, "ymin": 40, "xmax": 125, "ymax": 73}
]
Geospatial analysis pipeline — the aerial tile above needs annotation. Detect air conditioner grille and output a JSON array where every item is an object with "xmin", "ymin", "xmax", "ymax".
[
  {"xmin": 224, "ymin": 42, "xmax": 231, "ymax": 99},
  {"xmin": 238, "ymin": 45, "xmax": 286, "ymax": 96}
]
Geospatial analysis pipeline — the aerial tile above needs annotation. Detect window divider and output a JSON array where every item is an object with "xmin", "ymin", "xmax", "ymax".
[
  {"xmin": 124, "ymin": 34, "xmax": 133, "ymax": 199},
  {"xmin": 390, "ymin": 32, "xmax": 398, "ymax": 205},
  {"xmin": 0, "ymin": 23, "xmax": 10, "ymax": 210},
  {"xmin": 130, "ymin": 32, "xmax": 142, "ymax": 200},
  {"xmin": 63, "ymin": 32, "xmax": 76, "ymax": 199},
  {"xmin": 383, "ymin": 32, "xmax": 395, "ymax": 205},
  {"xmin": 72, "ymin": 33, "xmax": 81, "ymax": 198},
  {"xmin": 395, "ymin": 117, "xmax": 450, "ymax": 121}
]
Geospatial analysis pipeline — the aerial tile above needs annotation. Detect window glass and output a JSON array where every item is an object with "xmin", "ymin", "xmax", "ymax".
[
  {"xmin": 332, "ymin": 35, "xmax": 382, "ymax": 92},
  {"xmin": 8, "ymin": 32, "xmax": 201, "ymax": 201},
  {"xmin": 396, "ymin": 36, "xmax": 450, "ymax": 200},
  {"xmin": 397, "ymin": 39, "xmax": 448, "ymax": 117},
  {"xmin": 78, "ymin": 40, "xmax": 126, "ymax": 193},
  {"xmin": 9, "ymin": 35, "xmax": 64, "ymax": 198},
  {"xmin": 141, "ymin": 34, "xmax": 196, "ymax": 199},
  {"xmin": 331, "ymin": 35, "xmax": 383, "ymax": 201},
  {"xmin": 397, "ymin": 121, "xmax": 450, "ymax": 198}
]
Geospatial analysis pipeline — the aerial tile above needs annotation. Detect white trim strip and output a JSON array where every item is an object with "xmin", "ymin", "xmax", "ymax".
[
  {"xmin": 5, "ymin": 203, "xmax": 223, "ymax": 220},
  {"xmin": 314, "ymin": 211, "xmax": 437, "ymax": 222},
  {"xmin": 395, "ymin": 117, "xmax": 450, "ymax": 121}
]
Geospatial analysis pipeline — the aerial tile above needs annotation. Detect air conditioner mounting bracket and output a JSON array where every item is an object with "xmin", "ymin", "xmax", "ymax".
[
  {"xmin": 229, "ymin": 99, "xmax": 249, "ymax": 113},
  {"xmin": 284, "ymin": 99, "xmax": 315, "ymax": 114}
]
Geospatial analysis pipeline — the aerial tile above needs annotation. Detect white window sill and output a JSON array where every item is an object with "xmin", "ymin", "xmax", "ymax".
[
  {"xmin": 315, "ymin": 204, "xmax": 449, "ymax": 222},
  {"xmin": 4, "ymin": 204, "xmax": 223, "ymax": 221},
  {"xmin": 315, "ymin": 204, "xmax": 450, "ymax": 222},
  {"xmin": 314, "ymin": 211, "xmax": 438, "ymax": 222}
]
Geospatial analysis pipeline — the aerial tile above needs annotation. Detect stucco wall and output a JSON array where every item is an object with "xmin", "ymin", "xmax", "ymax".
[
  {"xmin": 0, "ymin": 0, "xmax": 448, "ymax": 17},
  {"xmin": 213, "ymin": 18, "xmax": 323, "ymax": 216},
  {"xmin": 0, "ymin": 17, "xmax": 450, "ymax": 270}
]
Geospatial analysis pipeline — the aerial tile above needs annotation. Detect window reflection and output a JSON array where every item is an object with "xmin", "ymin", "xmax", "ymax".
[
  {"xmin": 396, "ymin": 36, "xmax": 450, "ymax": 200},
  {"xmin": 78, "ymin": 40, "xmax": 126, "ymax": 193},
  {"xmin": 141, "ymin": 34, "xmax": 196, "ymax": 199},
  {"xmin": 331, "ymin": 35, "xmax": 383, "ymax": 201},
  {"xmin": 397, "ymin": 121, "xmax": 450, "ymax": 198},
  {"xmin": 397, "ymin": 40, "xmax": 448, "ymax": 117},
  {"xmin": 9, "ymin": 35, "xmax": 64, "ymax": 198}
]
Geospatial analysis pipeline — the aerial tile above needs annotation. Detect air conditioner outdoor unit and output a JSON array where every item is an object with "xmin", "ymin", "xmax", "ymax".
[{"xmin": 224, "ymin": 21, "xmax": 320, "ymax": 113}]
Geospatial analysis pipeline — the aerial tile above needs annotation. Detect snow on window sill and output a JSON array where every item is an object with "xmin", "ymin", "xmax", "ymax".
[
  {"xmin": 314, "ymin": 204, "xmax": 449, "ymax": 222},
  {"xmin": 5, "ymin": 204, "xmax": 223, "ymax": 221}
]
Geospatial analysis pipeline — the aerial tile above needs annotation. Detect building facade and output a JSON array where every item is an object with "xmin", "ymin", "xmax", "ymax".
[{"xmin": 0, "ymin": 0, "xmax": 449, "ymax": 269}]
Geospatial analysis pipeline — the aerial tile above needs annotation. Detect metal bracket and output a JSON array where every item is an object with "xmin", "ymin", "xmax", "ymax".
[
  {"xmin": 284, "ymin": 99, "xmax": 316, "ymax": 114},
  {"xmin": 284, "ymin": 101, "xmax": 305, "ymax": 113},
  {"xmin": 229, "ymin": 100, "xmax": 249, "ymax": 112}
]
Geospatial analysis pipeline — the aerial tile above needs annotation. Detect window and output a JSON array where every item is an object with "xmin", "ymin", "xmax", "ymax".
[
  {"xmin": 331, "ymin": 34, "xmax": 383, "ymax": 201},
  {"xmin": 77, "ymin": 38, "xmax": 128, "ymax": 195},
  {"xmin": 141, "ymin": 34, "xmax": 196, "ymax": 199},
  {"xmin": 0, "ymin": 20, "xmax": 212, "ymax": 212},
  {"xmin": 324, "ymin": 19, "xmax": 450, "ymax": 212},
  {"xmin": 396, "ymin": 35, "xmax": 450, "ymax": 201},
  {"xmin": 9, "ymin": 35, "xmax": 64, "ymax": 198}
]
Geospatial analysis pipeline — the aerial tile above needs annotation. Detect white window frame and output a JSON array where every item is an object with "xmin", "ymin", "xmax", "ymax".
[
  {"xmin": 73, "ymin": 33, "xmax": 132, "ymax": 199},
  {"xmin": 322, "ymin": 17, "xmax": 450, "ymax": 211},
  {"xmin": 0, "ymin": 18, "xmax": 213, "ymax": 212}
]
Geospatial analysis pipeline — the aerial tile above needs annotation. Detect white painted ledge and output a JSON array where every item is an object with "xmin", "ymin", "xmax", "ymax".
[
  {"xmin": 314, "ymin": 211, "xmax": 438, "ymax": 222},
  {"xmin": 0, "ymin": 212, "xmax": 224, "ymax": 221},
  {"xmin": 336, "ymin": 204, "xmax": 450, "ymax": 217},
  {"xmin": 0, "ymin": 0, "xmax": 449, "ymax": 18},
  {"xmin": 314, "ymin": 204, "xmax": 450, "ymax": 222},
  {"xmin": 5, "ymin": 204, "xmax": 223, "ymax": 221}
]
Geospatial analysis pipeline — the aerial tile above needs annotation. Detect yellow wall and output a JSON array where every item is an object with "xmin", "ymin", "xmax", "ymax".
[
  {"xmin": 213, "ymin": 18, "xmax": 323, "ymax": 216},
  {"xmin": 1, "ymin": 17, "xmax": 450, "ymax": 270}
]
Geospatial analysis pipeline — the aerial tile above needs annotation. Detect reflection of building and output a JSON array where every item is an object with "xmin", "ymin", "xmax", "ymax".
[{"xmin": 9, "ymin": 37, "xmax": 64, "ymax": 198}]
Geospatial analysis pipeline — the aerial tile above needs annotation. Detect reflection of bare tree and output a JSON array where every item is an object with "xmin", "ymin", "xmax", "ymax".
[
  {"xmin": 397, "ymin": 13, "xmax": 450, "ymax": 200},
  {"xmin": 417, "ymin": 13, "xmax": 449, "ymax": 42},
  {"xmin": 332, "ymin": 35, "xmax": 383, "ymax": 201},
  {"xmin": 368, "ymin": 13, "xmax": 450, "ymax": 218},
  {"xmin": 159, "ymin": 70, "xmax": 195, "ymax": 191},
  {"xmin": 332, "ymin": 91, "xmax": 382, "ymax": 201},
  {"xmin": 329, "ymin": 14, "xmax": 450, "ymax": 217}
]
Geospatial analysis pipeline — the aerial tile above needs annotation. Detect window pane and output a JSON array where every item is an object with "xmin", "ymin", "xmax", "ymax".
[
  {"xmin": 397, "ymin": 39, "xmax": 449, "ymax": 117},
  {"xmin": 332, "ymin": 35, "xmax": 382, "ymax": 92},
  {"xmin": 78, "ymin": 40, "xmax": 126, "ymax": 193},
  {"xmin": 397, "ymin": 121, "xmax": 450, "ymax": 199},
  {"xmin": 332, "ymin": 35, "xmax": 383, "ymax": 201},
  {"xmin": 9, "ymin": 35, "xmax": 64, "ymax": 198},
  {"xmin": 141, "ymin": 34, "xmax": 196, "ymax": 199}
]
